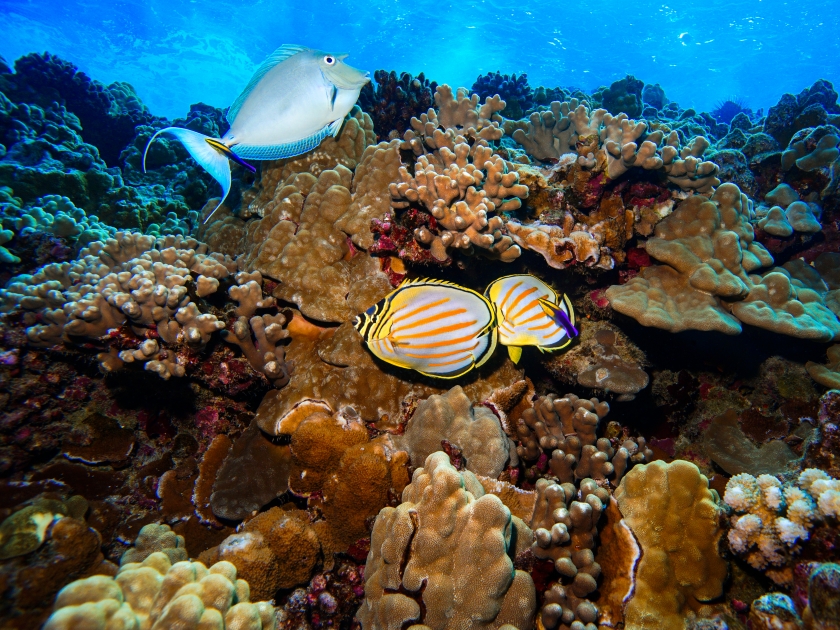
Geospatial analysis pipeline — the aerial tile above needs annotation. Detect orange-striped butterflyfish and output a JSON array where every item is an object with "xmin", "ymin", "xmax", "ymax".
[
  {"xmin": 353, "ymin": 278, "xmax": 498, "ymax": 378},
  {"xmin": 485, "ymin": 274, "xmax": 578, "ymax": 364}
]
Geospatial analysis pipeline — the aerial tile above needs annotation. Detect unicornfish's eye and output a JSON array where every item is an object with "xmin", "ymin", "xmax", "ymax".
[{"xmin": 324, "ymin": 55, "xmax": 335, "ymax": 65}]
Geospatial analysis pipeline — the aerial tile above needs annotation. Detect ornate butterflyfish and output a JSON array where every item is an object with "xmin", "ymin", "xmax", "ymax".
[
  {"xmin": 485, "ymin": 274, "xmax": 578, "ymax": 364},
  {"xmin": 143, "ymin": 45, "xmax": 369, "ymax": 223},
  {"xmin": 353, "ymin": 278, "xmax": 498, "ymax": 379}
]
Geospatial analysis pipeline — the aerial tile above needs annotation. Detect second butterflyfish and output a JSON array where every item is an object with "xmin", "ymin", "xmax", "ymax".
[
  {"xmin": 144, "ymin": 45, "xmax": 369, "ymax": 223},
  {"xmin": 484, "ymin": 274, "xmax": 579, "ymax": 364},
  {"xmin": 353, "ymin": 278, "xmax": 498, "ymax": 379}
]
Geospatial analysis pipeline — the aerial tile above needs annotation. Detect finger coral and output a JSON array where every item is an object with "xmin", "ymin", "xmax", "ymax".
[
  {"xmin": 531, "ymin": 478, "xmax": 608, "ymax": 630},
  {"xmin": 0, "ymin": 232, "xmax": 235, "ymax": 347},
  {"xmin": 389, "ymin": 129, "xmax": 526, "ymax": 263}
]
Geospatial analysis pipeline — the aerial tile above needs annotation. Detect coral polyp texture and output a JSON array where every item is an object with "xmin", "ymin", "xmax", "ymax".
[{"xmin": 2, "ymin": 46, "xmax": 840, "ymax": 630}]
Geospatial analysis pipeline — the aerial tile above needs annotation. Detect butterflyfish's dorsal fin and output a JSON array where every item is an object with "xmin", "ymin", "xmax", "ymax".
[
  {"xmin": 231, "ymin": 120, "xmax": 337, "ymax": 160},
  {"xmin": 507, "ymin": 346, "xmax": 523, "ymax": 364},
  {"xmin": 227, "ymin": 44, "xmax": 310, "ymax": 124}
]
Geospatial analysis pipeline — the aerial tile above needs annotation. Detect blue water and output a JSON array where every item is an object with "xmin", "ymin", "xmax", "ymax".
[{"xmin": 2, "ymin": 0, "xmax": 840, "ymax": 121}]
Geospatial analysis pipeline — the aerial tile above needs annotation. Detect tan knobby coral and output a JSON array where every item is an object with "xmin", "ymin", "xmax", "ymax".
[
  {"xmin": 392, "ymin": 385, "xmax": 512, "ymax": 478},
  {"xmin": 44, "ymin": 553, "xmax": 276, "ymax": 630},
  {"xmin": 357, "ymin": 451, "xmax": 536, "ymax": 630},
  {"xmin": 613, "ymin": 460, "xmax": 727, "ymax": 630}
]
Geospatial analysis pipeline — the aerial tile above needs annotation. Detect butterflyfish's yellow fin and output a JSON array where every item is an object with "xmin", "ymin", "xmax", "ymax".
[{"xmin": 508, "ymin": 346, "xmax": 523, "ymax": 364}]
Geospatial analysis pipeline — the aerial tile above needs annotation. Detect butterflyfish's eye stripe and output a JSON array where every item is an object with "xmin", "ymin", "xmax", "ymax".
[
  {"xmin": 390, "ymin": 308, "xmax": 468, "ymax": 333},
  {"xmin": 392, "ymin": 320, "xmax": 478, "ymax": 341}
]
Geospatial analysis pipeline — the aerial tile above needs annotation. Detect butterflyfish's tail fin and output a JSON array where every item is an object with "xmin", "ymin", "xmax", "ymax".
[
  {"xmin": 538, "ymin": 298, "xmax": 579, "ymax": 339},
  {"xmin": 143, "ymin": 127, "xmax": 243, "ymax": 224}
]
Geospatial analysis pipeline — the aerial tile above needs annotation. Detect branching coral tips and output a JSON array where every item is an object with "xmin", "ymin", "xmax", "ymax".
[
  {"xmin": 353, "ymin": 279, "xmax": 498, "ymax": 379},
  {"xmin": 143, "ymin": 44, "xmax": 370, "ymax": 223},
  {"xmin": 485, "ymin": 274, "xmax": 578, "ymax": 364}
]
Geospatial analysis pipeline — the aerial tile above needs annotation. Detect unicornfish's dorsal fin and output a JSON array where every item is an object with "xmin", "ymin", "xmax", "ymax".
[{"xmin": 226, "ymin": 44, "xmax": 310, "ymax": 124}]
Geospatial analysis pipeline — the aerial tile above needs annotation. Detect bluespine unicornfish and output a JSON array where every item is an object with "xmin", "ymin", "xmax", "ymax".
[
  {"xmin": 143, "ymin": 45, "xmax": 370, "ymax": 223},
  {"xmin": 353, "ymin": 278, "xmax": 498, "ymax": 379},
  {"xmin": 485, "ymin": 274, "xmax": 578, "ymax": 364}
]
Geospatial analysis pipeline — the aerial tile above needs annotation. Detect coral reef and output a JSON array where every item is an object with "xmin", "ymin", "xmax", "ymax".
[
  {"xmin": 472, "ymin": 71, "xmax": 533, "ymax": 119},
  {"xmin": 392, "ymin": 385, "xmax": 513, "ymax": 478},
  {"xmin": 358, "ymin": 69, "xmax": 438, "ymax": 139},
  {"xmin": 806, "ymin": 345, "xmax": 840, "ymax": 389},
  {"xmin": 200, "ymin": 506, "xmax": 321, "ymax": 600},
  {"xmin": 1, "ymin": 47, "xmax": 840, "ymax": 630},
  {"xmin": 542, "ymin": 321, "xmax": 649, "ymax": 401}
]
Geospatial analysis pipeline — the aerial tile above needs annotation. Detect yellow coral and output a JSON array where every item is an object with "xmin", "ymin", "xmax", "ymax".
[
  {"xmin": 44, "ymin": 553, "xmax": 276, "ymax": 630},
  {"xmin": 614, "ymin": 460, "xmax": 727, "ymax": 630}
]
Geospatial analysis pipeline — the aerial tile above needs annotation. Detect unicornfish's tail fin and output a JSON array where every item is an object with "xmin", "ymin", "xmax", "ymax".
[{"xmin": 144, "ymin": 127, "xmax": 237, "ymax": 224}]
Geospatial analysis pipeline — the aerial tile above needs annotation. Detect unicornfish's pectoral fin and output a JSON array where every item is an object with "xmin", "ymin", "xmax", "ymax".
[
  {"xmin": 329, "ymin": 118, "xmax": 343, "ymax": 138},
  {"xmin": 144, "ymin": 127, "xmax": 232, "ymax": 224},
  {"xmin": 507, "ymin": 346, "xmax": 523, "ymax": 364}
]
